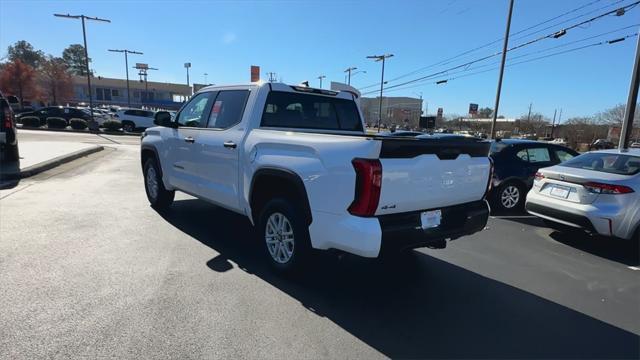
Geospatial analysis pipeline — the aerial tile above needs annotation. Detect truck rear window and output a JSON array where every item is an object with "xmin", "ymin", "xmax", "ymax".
[
  {"xmin": 261, "ymin": 91, "xmax": 363, "ymax": 132},
  {"xmin": 561, "ymin": 152, "xmax": 640, "ymax": 175}
]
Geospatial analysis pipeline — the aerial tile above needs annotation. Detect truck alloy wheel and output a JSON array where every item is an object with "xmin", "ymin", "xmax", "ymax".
[{"xmin": 265, "ymin": 212, "xmax": 295, "ymax": 264}]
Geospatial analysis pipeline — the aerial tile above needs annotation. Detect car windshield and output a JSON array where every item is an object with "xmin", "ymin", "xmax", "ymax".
[{"xmin": 561, "ymin": 152, "xmax": 640, "ymax": 175}]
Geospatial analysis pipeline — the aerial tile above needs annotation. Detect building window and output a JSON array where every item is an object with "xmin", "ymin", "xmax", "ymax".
[
  {"xmin": 112, "ymin": 89, "xmax": 119, "ymax": 97},
  {"xmin": 96, "ymin": 88, "xmax": 104, "ymax": 101}
]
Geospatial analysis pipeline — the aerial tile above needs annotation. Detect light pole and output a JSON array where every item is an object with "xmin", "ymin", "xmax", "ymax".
[
  {"xmin": 108, "ymin": 49, "xmax": 142, "ymax": 108},
  {"xmin": 54, "ymin": 13, "xmax": 110, "ymax": 125},
  {"xmin": 344, "ymin": 67, "xmax": 357, "ymax": 85},
  {"xmin": 367, "ymin": 53, "xmax": 394, "ymax": 132},
  {"xmin": 184, "ymin": 62, "xmax": 191, "ymax": 88},
  {"xmin": 317, "ymin": 75, "xmax": 326, "ymax": 88},
  {"xmin": 489, "ymin": 0, "xmax": 514, "ymax": 140}
]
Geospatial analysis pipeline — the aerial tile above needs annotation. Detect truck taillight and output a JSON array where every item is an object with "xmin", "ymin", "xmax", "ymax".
[
  {"xmin": 3, "ymin": 107, "xmax": 12, "ymax": 129},
  {"xmin": 584, "ymin": 182, "xmax": 634, "ymax": 194},
  {"xmin": 348, "ymin": 158, "xmax": 382, "ymax": 217}
]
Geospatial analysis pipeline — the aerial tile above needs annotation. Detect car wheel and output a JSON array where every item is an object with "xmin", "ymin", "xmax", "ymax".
[
  {"xmin": 143, "ymin": 158, "xmax": 174, "ymax": 209},
  {"xmin": 1, "ymin": 144, "xmax": 19, "ymax": 162},
  {"xmin": 495, "ymin": 181, "xmax": 524, "ymax": 212},
  {"xmin": 123, "ymin": 121, "xmax": 135, "ymax": 132},
  {"xmin": 258, "ymin": 198, "xmax": 311, "ymax": 273}
]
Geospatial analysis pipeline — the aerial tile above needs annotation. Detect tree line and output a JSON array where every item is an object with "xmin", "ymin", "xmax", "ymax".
[{"xmin": 0, "ymin": 40, "xmax": 92, "ymax": 108}]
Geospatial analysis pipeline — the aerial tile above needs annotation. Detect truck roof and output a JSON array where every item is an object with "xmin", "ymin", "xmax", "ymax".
[{"xmin": 198, "ymin": 82, "xmax": 356, "ymax": 100}]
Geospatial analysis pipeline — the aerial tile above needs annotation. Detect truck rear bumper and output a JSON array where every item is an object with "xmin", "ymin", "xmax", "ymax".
[
  {"xmin": 378, "ymin": 200, "xmax": 489, "ymax": 253},
  {"xmin": 308, "ymin": 200, "xmax": 489, "ymax": 258}
]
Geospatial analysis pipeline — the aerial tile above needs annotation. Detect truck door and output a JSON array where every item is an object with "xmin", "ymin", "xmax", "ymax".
[{"xmin": 190, "ymin": 90, "xmax": 250, "ymax": 211}]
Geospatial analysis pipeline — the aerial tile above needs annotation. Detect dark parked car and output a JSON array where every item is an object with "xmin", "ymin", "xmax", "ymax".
[
  {"xmin": 488, "ymin": 139, "xmax": 579, "ymax": 212},
  {"xmin": 16, "ymin": 106, "xmax": 91, "ymax": 126},
  {"xmin": 589, "ymin": 139, "xmax": 615, "ymax": 151},
  {"xmin": 1, "ymin": 91, "xmax": 19, "ymax": 162}
]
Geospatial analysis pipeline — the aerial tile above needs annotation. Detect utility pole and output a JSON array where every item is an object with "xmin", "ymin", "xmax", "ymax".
[
  {"xmin": 619, "ymin": 27, "xmax": 640, "ymax": 150},
  {"xmin": 204, "ymin": 73, "xmax": 208, "ymax": 85},
  {"xmin": 55, "ymin": 13, "xmax": 110, "ymax": 125},
  {"xmin": 317, "ymin": 75, "xmax": 326, "ymax": 88},
  {"xmin": 367, "ymin": 53, "xmax": 394, "ymax": 132},
  {"xmin": 527, "ymin": 102, "xmax": 532, "ymax": 121},
  {"xmin": 266, "ymin": 72, "xmax": 277, "ymax": 82},
  {"xmin": 344, "ymin": 67, "xmax": 357, "ymax": 85},
  {"xmin": 489, "ymin": 0, "xmax": 514, "ymax": 139},
  {"xmin": 551, "ymin": 108, "xmax": 557, "ymax": 138},
  {"xmin": 108, "ymin": 49, "xmax": 143, "ymax": 108}
]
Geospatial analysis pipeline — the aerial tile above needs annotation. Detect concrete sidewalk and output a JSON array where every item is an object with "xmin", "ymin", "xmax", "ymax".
[{"xmin": 1, "ymin": 141, "xmax": 104, "ymax": 180}]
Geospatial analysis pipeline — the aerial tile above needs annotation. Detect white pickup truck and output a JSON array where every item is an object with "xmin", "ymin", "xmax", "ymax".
[{"xmin": 141, "ymin": 83, "xmax": 492, "ymax": 271}]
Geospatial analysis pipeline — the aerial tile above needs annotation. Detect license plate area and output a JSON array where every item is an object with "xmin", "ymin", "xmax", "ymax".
[
  {"xmin": 549, "ymin": 185, "xmax": 571, "ymax": 199},
  {"xmin": 420, "ymin": 209, "xmax": 442, "ymax": 229}
]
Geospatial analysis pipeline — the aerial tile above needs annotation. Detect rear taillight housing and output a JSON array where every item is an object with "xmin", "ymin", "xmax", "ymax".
[
  {"xmin": 348, "ymin": 158, "xmax": 382, "ymax": 217},
  {"xmin": 584, "ymin": 182, "xmax": 634, "ymax": 194},
  {"xmin": 3, "ymin": 107, "xmax": 13, "ymax": 129},
  {"xmin": 534, "ymin": 172, "xmax": 545, "ymax": 181}
]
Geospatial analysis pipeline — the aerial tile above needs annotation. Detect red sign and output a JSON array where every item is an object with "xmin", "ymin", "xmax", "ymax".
[{"xmin": 251, "ymin": 65, "xmax": 260, "ymax": 82}]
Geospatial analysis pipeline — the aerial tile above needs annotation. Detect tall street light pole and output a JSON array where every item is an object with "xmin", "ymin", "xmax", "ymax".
[
  {"xmin": 54, "ymin": 14, "xmax": 110, "ymax": 125},
  {"xmin": 318, "ymin": 75, "xmax": 326, "ymax": 88},
  {"xmin": 367, "ymin": 54, "xmax": 394, "ymax": 132},
  {"xmin": 344, "ymin": 67, "xmax": 357, "ymax": 85},
  {"xmin": 619, "ymin": 26, "xmax": 640, "ymax": 150},
  {"xmin": 184, "ymin": 62, "xmax": 191, "ymax": 90},
  {"xmin": 489, "ymin": 0, "xmax": 514, "ymax": 140},
  {"xmin": 108, "ymin": 49, "xmax": 143, "ymax": 108}
]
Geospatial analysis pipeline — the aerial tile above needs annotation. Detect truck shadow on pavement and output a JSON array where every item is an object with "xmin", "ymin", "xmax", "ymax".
[{"xmin": 158, "ymin": 199, "xmax": 639, "ymax": 359}]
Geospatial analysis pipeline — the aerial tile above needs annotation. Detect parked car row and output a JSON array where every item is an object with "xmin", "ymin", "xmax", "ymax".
[{"xmin": 13, "ymin": 105, "xmax": 164, "ymax": 133}]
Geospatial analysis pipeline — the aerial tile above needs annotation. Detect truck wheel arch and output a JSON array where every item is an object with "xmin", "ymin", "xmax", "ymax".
[
  {"xmin": 249, "ymin": 168, "xmax": 312, "ymax": 226},
  {"xmin": 141, "ymin": 145, "xmax": 163, "ymax": 177}
]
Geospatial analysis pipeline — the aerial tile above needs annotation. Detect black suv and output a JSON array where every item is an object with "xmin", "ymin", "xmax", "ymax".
[
  {"xmin": 489, "ymin": 139, "xmax": 579, "ymax": 212},
  {"xmin": 16, "ymin": 106, "xmax": 91, "ymax": 126},
  {"xmin": 0, "ymin": 91, "xmax": 19, "ymax": 162}
]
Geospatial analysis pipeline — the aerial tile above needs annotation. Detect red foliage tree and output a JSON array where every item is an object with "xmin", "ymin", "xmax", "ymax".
[
  {"xmin": 0, "ymin": 59, "xmax": 39, "ymax": 108},
  {"xmin": 41, "ymin": 56, "xmax": 73, "ymax": 105}
]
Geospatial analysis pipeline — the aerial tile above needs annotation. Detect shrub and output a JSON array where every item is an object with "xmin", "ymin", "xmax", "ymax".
[
  {"xmin": 102, "ymin": 120, "xmax": 122, "ymax": 132},
  {"xmin": 69, "ymin": 118, "xmax": 88, "ymax": 130},
  {"xmin": 19, "ymin": 116, "xmax": 41, "ymax": 127},
  {"xmin": 46, "ymin": 117, "xmax": 68, "ymax": 129}
]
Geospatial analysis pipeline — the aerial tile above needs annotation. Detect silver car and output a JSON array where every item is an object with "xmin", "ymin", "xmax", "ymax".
[{"xmin": 525, "ymin": 149, "xmax": 640, "ymax": 240}]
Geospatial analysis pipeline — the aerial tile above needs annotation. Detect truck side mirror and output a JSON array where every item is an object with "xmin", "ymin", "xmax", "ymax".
[{"xmin": 154, "ymin": 111, "xmax": 176, "ymax": 128}]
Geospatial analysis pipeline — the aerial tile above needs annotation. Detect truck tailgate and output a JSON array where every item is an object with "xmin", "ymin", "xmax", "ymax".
[{"xmin": 375, "ymin": 138, "xmax": 491, "ymax": 215}]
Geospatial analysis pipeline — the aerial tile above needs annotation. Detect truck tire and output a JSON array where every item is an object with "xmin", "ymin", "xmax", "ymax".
[
  {"xmin": 258, "ymin": 197, "xmax": 311, "ymax": 273},
  {"xmin": 143, "ymin": 158, "xmax": 174, "ymax": 209}
]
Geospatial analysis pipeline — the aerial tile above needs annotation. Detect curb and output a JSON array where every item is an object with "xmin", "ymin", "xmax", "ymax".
[
  {"xmin": 0, "ymin": 145, "xmax": 105, "ymax": 180},
  {"xmin": 16, "ymin": 125, "xmax": 142, "ymax": 137}
]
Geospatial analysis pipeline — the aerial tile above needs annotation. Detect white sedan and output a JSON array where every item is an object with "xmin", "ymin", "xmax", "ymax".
[{"xmin": 525, "ymin": 149, "xmax": 640, "ymax": 240}]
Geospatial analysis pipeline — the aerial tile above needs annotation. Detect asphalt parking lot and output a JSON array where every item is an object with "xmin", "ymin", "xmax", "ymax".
[{"xmin": 1, "ymin": 131, "xmax": 639, "ymax": 359}]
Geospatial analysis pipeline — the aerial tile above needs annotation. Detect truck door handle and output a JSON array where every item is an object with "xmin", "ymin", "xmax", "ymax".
[
  {"xmin": 223, "ymin": 141, "xmax": 237, "ymax": 149},
  {"xmin": 184, "ymin": 136, "xmax": 195, "ymax": 143}
]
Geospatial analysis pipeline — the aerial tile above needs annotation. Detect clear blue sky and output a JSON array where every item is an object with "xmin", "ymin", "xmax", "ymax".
[{"xmin": 1, "ymin": 0, "xmax": 639, "ymax": 120}]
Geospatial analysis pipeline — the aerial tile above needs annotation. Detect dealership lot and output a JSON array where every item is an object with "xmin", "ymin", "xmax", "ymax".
[{"xmin": 0, "ymin": 131, "xmax": 638, "ymax": 359}]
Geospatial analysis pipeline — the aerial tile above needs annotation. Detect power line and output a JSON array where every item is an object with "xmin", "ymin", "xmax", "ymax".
[
  {"xmin": 365, "ymin": 33, "xmax": 638, "ymax": 96},
  {"xmin": 359, "ymin": 0, "xmax": 637, "ymax": 91},
  {"xmin": 360, "ymin": 1, "xmax": 640, "ymax": 93}
]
